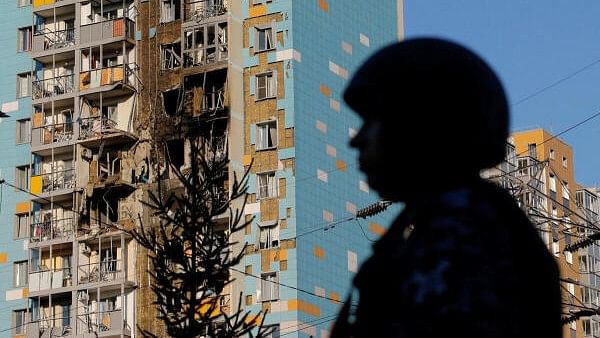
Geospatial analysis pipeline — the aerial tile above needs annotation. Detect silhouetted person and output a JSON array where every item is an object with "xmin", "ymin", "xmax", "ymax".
[{"xmin": 331, "ymin": 38, "xmax": 562, "ymax": 338}]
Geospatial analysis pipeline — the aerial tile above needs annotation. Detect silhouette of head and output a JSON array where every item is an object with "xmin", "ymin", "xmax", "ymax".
[{"xmin": 345, "ymin": 38, "xmax": 509, "ymax": 202}]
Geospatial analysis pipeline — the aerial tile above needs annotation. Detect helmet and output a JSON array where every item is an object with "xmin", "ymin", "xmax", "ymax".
[{"xmin": 344, "ymin": 38, "xmax": 509, "ymax": 169}]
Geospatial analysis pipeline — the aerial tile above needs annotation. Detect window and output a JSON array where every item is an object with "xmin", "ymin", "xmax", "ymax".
[
  {"xmin": 15, "ymin": 165, "xmax": 29, "ymax": 191},
  {"xmin": 18, "ymin": 0, "xmax": 32, "ymax": 7},
  {"xmin": 260, "ymin": 272, "xmax": 278, "ymax": 301},
  {"xmin": 16, "ymin": 119, "xmax": 31, "ymax": 144},
  {"xmin": 14, "ymin": 261, "xmax": 28, "ymax": 287},
  {"xmin": 259, "ymin": 222, "xmax": 279, "ymax": 249},
  {"xmin": 563, "ymin": 156, "xmax": 568, "ymax": 168},
  {"xmin": 585, "ymin": 320, "xmax": 592, "ymax": 337},
  {"xmin": 549, "ymin": 149, "xmax": 555, "ymax": 160},
  {"xmin": 256, "ymin": 72, "xmax": 276, "ymax": 100},
  {"xmin": 17, "ymin": 72, "xmax": 31, "ymax": 98},
  {"xmin": 161, "ymin": 0, "xmax": 181, "ymax": 22},
  {"xmin": 565, "ymin": 251, "xmax": 573, "ymax": 264},
  {"xmin": 256, "ymin": 27, "xmax": 274, "ymax": 52},
  {"xmin": 552, "ymin": 241, "xmax": 559, "ymax": 257},
  {"xmin": 17, "ymin": 26, "xmax": 32, "ymax": 52},
  {"xmin": 160, "ymin": 43, "xmax": 182, "ymax": 70},
  {"xmin": 14, "ymin": 212, "xmax": 28, "ymax": 239},
  {"xmin": 563, "ymin": 182, "xmax": 570, "ymax": 200},
  {"xmin": 256, "ymin": 121, "xmax": 277, "ymax": 150},
  {"xmin": 527, "ymin": 143, "xmax": 537, "ymax": 159},
  {"xmin": 13, "ymin": 309, "xmax": 27, "ymax": 335},
  {"xmin": 549, "ymin": 174, "xmax": 556, "ymax": 192},
  {"xmin": 257, "ymin": 172, "xmax": 277, "ymax": 199},
  {"xmin": 264, "ymin": 324, "xmax": 280, "ymax": 338}
]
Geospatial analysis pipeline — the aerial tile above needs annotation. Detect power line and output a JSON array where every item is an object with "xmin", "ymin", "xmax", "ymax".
[{"xmin": 511, "ymin": 56, "xmax": 600, "ymax": 107}]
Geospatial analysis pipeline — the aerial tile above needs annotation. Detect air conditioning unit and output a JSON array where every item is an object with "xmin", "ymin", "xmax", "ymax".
[{"xmin": 79, "ymin": 243, "xmax": 91, "ymax": 255}]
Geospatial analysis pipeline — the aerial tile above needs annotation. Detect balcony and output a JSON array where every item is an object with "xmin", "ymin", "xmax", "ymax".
[
  {"xmin": 79, "ymin": 63, "xmax": 139, "ymax": 92},
  {"xmin": 78, "ymin": 117, "xmax": 135, "ymax": 149},
  {"xmin": 77, "ymin": 309, "xmax": 126, "ymax": 336},
  {"xmin": 183, "ymin": 21, "xmax": 228, "ymax": 68},
  {"xmin": 30, "ymin": 217, "xmax": 74, "ymax": 243},
  {"xmin": 33, "ymin": 0, "xmax": 72, "ymax": 9},
  {"xmin": 32, "ymin": 74, "xmax": 75, "ymax": 100},
  {"xmin": 80, "ymin": 18, "xmax": 135, "ymax": 45},
  {"xmin": 184, "ymin": 0, "xmax": 228, "ymax": 23},
  {"xmin": 27, "ymin": 317, "xmax": 73, "ymax": 338},
  {"xmin": 33, "ymin": 28, "xmax": 75, "ymax": 53},
  {"xmin": 30, "ymin": 168, "xmax": 75, "ymax": 197},
  {"xmin": 78, "ymin": 259, "xmax": 123, "ymax": 285},
  {"xmin": 29, "ymin": 266, "xmax": 73, "ymax": 293}
]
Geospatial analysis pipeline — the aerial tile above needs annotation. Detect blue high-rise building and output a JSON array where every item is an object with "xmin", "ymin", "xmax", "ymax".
[
  {"xmin": 240, "ymin": 1, "xmax": 403, "ymax": 336},
  {"xmin": 0, "ymin": 1, "xmax": 34, "ymax": 337}
]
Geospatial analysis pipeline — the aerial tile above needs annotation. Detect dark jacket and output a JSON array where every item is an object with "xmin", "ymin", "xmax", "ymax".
[{"xmin": 331, "ymin": 178, "xmax": 562, "ymax": 338}]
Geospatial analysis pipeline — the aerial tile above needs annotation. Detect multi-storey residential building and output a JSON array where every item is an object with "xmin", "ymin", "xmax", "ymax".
[
  {"xmin": 24, "ymin": 0, "xmax": 138, "ymax": 337},
  {"xmin": 1, "ymin": 1, "xmax": 402, "ymax": 337},
  {"xmin": 485, "ymin": 129, "xmax": 588, "ymax": 338},
  {"xmin": 0, "ymin": 1, "xmax": 34, "ymax": 337},
  {"xmin": 575, "ymin": 187, "xmax": 600, "ymax": 338}
]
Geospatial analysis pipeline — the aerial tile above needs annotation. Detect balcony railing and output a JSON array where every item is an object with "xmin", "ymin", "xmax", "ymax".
[
  {"xmin": 29, "ymin": 266, "xmax": 73, "ymax": 292},
  {"xmin": 184, "ymin": 0, "xmax": 228, "ymax": 22},
  {"xmin": 30, "ymin": 217, "xmax": 74, "ymax": 242},
  {"xmin": 33, "ymin": 168, "xmax": 75, "ymax": 193},
  {"xmin": 77, "ymin": 309, "xmax": 122, "ymax": 334},
  {"xmin": 32, "ymin": 74, "xmax": 75, "ymax": 100},
  {"xmin": 33, "ymin": 0, "xmax": 68, "ymax": 8},
  {"xmin": 79, "ymin": 63, "xmax": 139, "ymax": 90},
  {"xmin": 33, "ymin": 27, "xmax": 75, "ymax": 52},
  {"xmin": 78, "ymin": 117, "xmax": 118, "ymax": 140},
  {"xmin": 37, "ymin": 122, "xmax": 74, "ymax": 145},
  {"xmin": 27, "ymin": 318, "xmax": 72, "ymax": 338},
  {"xmin": 78, "ymin": 259, "xmax": 123, "ymax": 285}
]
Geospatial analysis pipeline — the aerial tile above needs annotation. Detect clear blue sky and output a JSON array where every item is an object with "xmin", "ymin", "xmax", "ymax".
[{"xmin": 404, "ymin": 1, "xmax": 600, "ymax": 187}]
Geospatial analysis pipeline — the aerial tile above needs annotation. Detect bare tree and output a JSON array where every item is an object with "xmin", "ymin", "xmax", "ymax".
[{"xmin": 130, "ymin": 139, "xmax": 268, "ymax": 338}]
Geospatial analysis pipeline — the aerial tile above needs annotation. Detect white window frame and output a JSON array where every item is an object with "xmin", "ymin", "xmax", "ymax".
[
  {"xmin": 258, "ymin": 221, "xmax": 279, "ymax": 249},
  {"xmin": 14, "ymin": 212, "xmax": 29, "ymax": 239},
  {"xmin": 255, "ymin": 71, "xmax": 276, "ymax": 100},
  {"xmin": 160, "ymin": 0, "xmax": 181, "ymax": 23},
  {"xmin": 17, "ymin": 72, "xmax": 31, "ymax": 98},
  {"xmin": 18, "ymin": 0, "xmax": 32, "ymax": 7},
  {"xmin": 563, "ymin": 156, "xmax": 568, "ymax": 168},
  {"xmin": 16, "ymin": 118, "xmax": 31, "ymax": 144},
  {"xmin": 13, "ymin": 261, "xmax": 28, "ymax": 287},
  {"xmin": 256, "ymin": 26, "xmax": 274, "ymax": 52},
  {"xmin": 13, "ymin": 309, "xmax": 27, "ymax": 335},
  {"xmin": 15, "ymin": 165, "xmax": 29, "ymax": 191},
  {"xmin": 17, "ymin": 26, "xmax": 32, "ymax": 52},
  {"xmin": 257, "ymin": 171, "xmax": 277, "ymax": 199},
  {"xmin": 256, "ymin": 120, "xmax": 277, "ymax": 150},
  {"xmin": 260, "ymin": 272, "xmax": 279, "ymax": 301}
]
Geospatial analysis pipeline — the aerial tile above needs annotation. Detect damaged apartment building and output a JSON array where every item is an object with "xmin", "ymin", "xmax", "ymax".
[{"xmin": 2, "ymin": 0, "xmax": 402, "ymax": 337}]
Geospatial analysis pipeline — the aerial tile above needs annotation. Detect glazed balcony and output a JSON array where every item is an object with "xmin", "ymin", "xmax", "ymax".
[
  {"xmin": 28, "ymin": 265, "xmax": 73, "ymax": 293},
  {"xmin": 80, "ymin": 18, "xmax": 135, "ymax": 46}
]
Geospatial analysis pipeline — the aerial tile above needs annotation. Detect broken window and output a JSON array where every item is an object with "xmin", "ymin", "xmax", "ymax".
[
  {"xmin": 183, "ymin": 22, "xmax": 227, "ymax": 67},
  {"xmin": 166, "ymin": 139, "xmax": 185, "ymax": 170},
  {"xmin": 256, "ymin": 72, "xmax": 276, "ymax": 100},
  {"xmin": 161, "ymin": 42, "xmax": 182, "ymax": 70},
  {"xmin": 256, "ymin": 27, "xmax": 274, "ymax": 52},
  {"xmin": 256, "ymin": 121, "xmax": 277, "ymax": 150},
  {"xmin": 161, "ymin": 0, "xmax": 181, "ymax": 23},
  {"xmin": 162, "ymin": 87, "xmax": 183, "ymax": 116}
]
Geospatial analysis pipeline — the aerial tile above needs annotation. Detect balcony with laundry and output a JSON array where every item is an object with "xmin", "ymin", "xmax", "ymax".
[
  {"xmin": 32, "ymin": 4, "xmax": 76, "ymax": 56},
  {"xmin": 30, "ymin": 155, "xmax": 75, "ymax": 201},
  {"xmin": 75, "ymin": 289, "xmax": 133, "ymax": 337},
  {"xmin": 27, "ymin": 294, "xmax": 73, "ymax": 338},
  {"xmin": 32, "ymin": 54, "xmax": 76, "ymax": 102},
  {"xmin": 80, "ymin": 0, "xmax": 135, "ymax": 46},
  {"xmin": 30, "ymin": 205, "xmax": 75, "ymax": 246},
  {"xmin": 77, "ymin": 95, "xmax": 137, "ymax": 148},
  {"xmin": 31, "ymin": 102, "xmax": 75, "ymax": 155},
  {"xmin": 28, "ymin": 244, "xmax": 74, "ymax": 295},
  {"xmin": 79, "ymin": 43, "xmax": 139, "ymax": 94}
]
